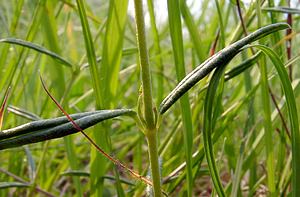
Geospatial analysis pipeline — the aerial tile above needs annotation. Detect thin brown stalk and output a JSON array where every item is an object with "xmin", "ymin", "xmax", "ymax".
[
  {"xmin": 39, "ymin": 75, "xmax": 155, "ymax": 188},
  {"xmin": 269, "ymin": 87, "xmax": 291, "ymax": 139},
  {"xmin": 0, "ymin": 87, "xmax": 11, "ymax": 130},
  {"xmin": 236, "ymin": 0, "xmax": 248, "ymax": 36},
  {"xmin": 286, "ymin": 0, "xmax": 292, "ymax": 80},
  {"xmin": 209, "ymin": 30, "xmax": 220, "ymax": 56}
]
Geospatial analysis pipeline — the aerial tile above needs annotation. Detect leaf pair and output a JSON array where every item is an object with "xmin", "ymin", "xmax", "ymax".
[{"xmin": 0, "ymin": 109, "xmax": 134, "ymax": 150}]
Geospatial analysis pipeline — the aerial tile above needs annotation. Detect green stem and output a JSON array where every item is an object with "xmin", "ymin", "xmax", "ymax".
[
  {"xmin": 146, "ymin": 130, "xmax": 162, "ymax": 197},
  {"xmin": 134, "ymin": 0, "xmax": 155, "ymax": 130},
  {"xmin": 134, "ymin": 0, "xmax": 161, "ymax": 196}
]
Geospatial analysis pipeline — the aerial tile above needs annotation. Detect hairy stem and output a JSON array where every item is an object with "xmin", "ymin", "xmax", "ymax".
[
  {"xmin": 146, "ymin": 130, "xmax": 162, "ymax": 197},
  {"xmin": 134, "ymin": 0, "xmax": 155, "ymax": 130},
  {"xmin": 134, "ymin": 0, "xmax": 161, "ymax": 196}
]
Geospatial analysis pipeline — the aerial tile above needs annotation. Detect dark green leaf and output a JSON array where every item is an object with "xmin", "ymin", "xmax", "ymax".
[
  {"xmin": 0, "ymin": 109, "xmax": 135, "ymax": 150},
  {"xmin": 159, "ymin": 23, "xmax": 289, "ymax": 114}
]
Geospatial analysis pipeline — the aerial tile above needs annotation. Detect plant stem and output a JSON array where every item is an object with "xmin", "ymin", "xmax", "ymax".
[
  {"xmin": 146, "ymin": 130, "xmax": 162, "ymax": 197},
  {"xmin": 134, "ymin": 0, "xmax": 155, "ymax": 130},
  {"xmin": 134, "ymin": 0, "xmax": 161, "ymax": 196}
]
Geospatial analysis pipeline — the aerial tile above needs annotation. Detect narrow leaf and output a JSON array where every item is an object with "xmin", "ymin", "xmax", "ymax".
[
  {"xmin": 0, "ymin": 38, "xmax": 73, "ymax": 68},
  {"xmin": 263, "ymin": 7, "xmax": 300, "ymax": 14},
  {"xmin": 203, "ymin": 65, "xmax": 226, "ymax": 197},
  {"xmin": 100, "ymin": 0, "xmax": 128, "ymax": 106},
  {"xmin": 224, "ymin": 52, "xmax": 262, "ymax": 81},
  {"xmin": 167, "ymin": 0, "xmax": 194, "ymax": 196},
  {"xmin": 0, "ymin": 182, "xmax": 30, "ymax": 189},
  {"xmin": 159, "ymin": 23, "xmax": 289, "ymax": 114},
  {"xmin": 0, "ymin": 110, "xmax": 119, "ymax": 140},
  {"xmin": 0, "ymin": 109, "xmax": 135, "ymax": 150},
  {"xmin": 248, "ymin": 44, "xmax": 300, "ymax": 197}
]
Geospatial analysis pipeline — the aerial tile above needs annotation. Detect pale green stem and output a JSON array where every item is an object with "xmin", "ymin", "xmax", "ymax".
[
  {"xmin": 146, "ymin": 130, "xmax": 162, "ymax": 197},
  {"xmin": 133, "ymin": 0, "xmax": 161, "ymax": 196},
  {"xmin": 134, "ymin": 0, "xmax": 155, "ymax": 130}
]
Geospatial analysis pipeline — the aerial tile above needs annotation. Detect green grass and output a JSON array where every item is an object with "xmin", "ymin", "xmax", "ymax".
[{"xmin": 0, "ymin": 0, "xmax": 300, "ymax": 196}]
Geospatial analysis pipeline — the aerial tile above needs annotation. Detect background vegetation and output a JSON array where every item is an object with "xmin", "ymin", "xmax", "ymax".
[{"xmin": 0, "ymin": 0, "xmax": 299, "ymax": 196}]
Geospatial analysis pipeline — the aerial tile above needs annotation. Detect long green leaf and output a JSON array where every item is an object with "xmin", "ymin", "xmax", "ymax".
[
  {"xmin": 0, "ymin": 111, "xmax": 106, "ymax": 139},
  {"xmin": 203, "ymin": 65, "xmax": 226, "ymax": 197},
  {"xmin": 159, "ymin": 23, "xmax": 289, "ymax": 114},
  {"xmin": 147, "ymin": 0, "xmax": 164, "ymax": 104},
  {"xmin": 0, "ymin": 182, "xmax": 30, "ymax": 189},
  {"xmin": 0, "ymin": 109, "xmax": 135, "ymax": 150},
  {"xmin": 100, "ymin": 0, "xmax": 128, "ymax": 107},
  {"xmin": 167, "ymin": 1, "xmax": 193, "ymax": 196},
  {"xmin": 248, "ymin": 44, "xmax": 300, "ymax": 197},
  {"xmin": 0, "ymin": 38, "xmax": 73, "ymax": 68},
  {"xmin": 75, "ymin": 0, "xmax": 105, "ymax": 196},
  {"xmin": 180, "ymin": 0, "xmax": 205, "ymax": 62},
  {"xmin": 263, "ymin": 7, "xmax": 300, "ymax": 14},
  {"xmin": 99, "ymin": 1, "xmax": 129, "ymax": 193}
]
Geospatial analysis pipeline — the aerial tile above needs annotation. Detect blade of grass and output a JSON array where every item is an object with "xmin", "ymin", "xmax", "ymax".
[
  {"xmin": 100, "ymin": 2, "xmax": 128, "ymax": 194},
  {"xmin": 247, "ymin": 44, "xmax": 300, "ymax": 197},
  {"xmin": 0, "ymin": 38, "xmax": 73, "ymax": 68},
  {"xmin": 75, "ymin": 0, "xmax": 106, "ymax": 195},
  {"xmin": 40, "ymin": 2, "xmax": 81, "ymax": 195},
  {"xmin": 167, "ymin": 1, "xmax": 194, "ymax": 196},
  {"xmin": 0, "ymin": 0, "xmax": 44, "ymax": 97},
  {"xmin": 0, "ymin": 182, "xmax": 30, "ymax": 189},
  {"xmin": 0, "ymin": 0, "xmax": 24, "ymax": 83},
  {"xmin": 256, "ymin": 2, "xmax": 276, "ymax": 195},
  {"xmin": 180, "ymin": 0, "xmax": 205, "ymax": 62},
  {"xmin": 263, "ymin": 6, "xmax": 300, "ymax": 14},
  {"xmin": 203, "ymin": 65, "xmax": 226, "ymax": 197},
  {"xmin": 100, "ymin": 0, "xmax": 128, "ymax": 108},
  {"xmin": 147, "ymin": 0, "xmax": 164, "ymax": 105}
]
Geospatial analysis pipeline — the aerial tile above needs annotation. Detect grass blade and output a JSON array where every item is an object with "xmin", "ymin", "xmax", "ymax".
[
  {"xmin": 180, "ymin": 0, "xmax": 205, "ymax": 62},
  {"xmin": 203, "ymin": 65, "xmax": 226, "ymax": 197},
  {"xmin": 100, "ymin": 0, "xmax": 128, "ymax": 107},
  {"xmin": 99, "ymin": 2, "xmax": 128, "ymax": 194},
  {"xmin": 263, "ymin": 7, "xmax": 300, "ymax": 14},
  {"xmin": 0, "ymin": 38, "xmax": 73, "ymax": 68},
  {"xmin": 75, "ymin": 0, "xmax": 105, "ymax": 195},
  {"xmin": 0, "ymin": 182, "xmax": 30, "ymax": 189},
  {"xmin": 167, "ymin": 1, "xmax": 194, "ymax": 196},
  {"xmin": 147, "ymin": 0, "xmax": 164, "ymax": 105},
  {"xmin": 248, "ymin": 44, "xmax": 300, "ymax": 197}
]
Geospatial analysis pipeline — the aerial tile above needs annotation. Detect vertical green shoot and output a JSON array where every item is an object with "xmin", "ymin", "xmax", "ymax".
[
  {"xmin": 75, "ymin": 0, "xmax": 104, "ymax": 196},
  {"xmin": 167, "ymin": 1, "xmax": 194, "ymax": 196},
  {"xmin": 147, "ymin": 0, "xmax": 164, "ymax": 105},
  {"xmin": 256, "ymin": 1, "xmax": 276, "ymax": 195},
  {"xmin": 134, "ymin": 0, "xmax": 161, "ymax": 196}
]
